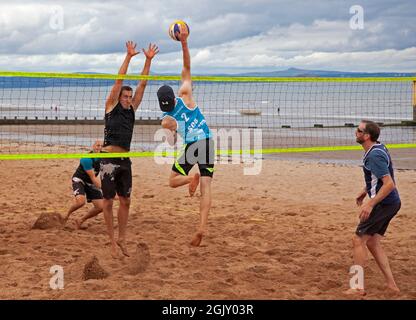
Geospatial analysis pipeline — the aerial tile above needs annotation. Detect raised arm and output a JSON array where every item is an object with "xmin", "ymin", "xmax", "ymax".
[
  {"xmin": 177, "ymin": 24, "xmax": 196, "ymax": 108},
  {"xmin": 105, "ymin": 41, "xmax": 140, "ymax": 113},
  {"xmin": 132, "ymin": 43, "xmax": 159, "ymax": 111}
]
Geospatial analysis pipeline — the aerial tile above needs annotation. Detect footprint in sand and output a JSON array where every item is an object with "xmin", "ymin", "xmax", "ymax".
[
  {"xmin": 193, "ymin": 272, "xmax": 204, "ymax": 280},
  {"xmin": 126, "ymin": 243, "xmax": 151, "ymax": 275},
  {"xmin": 247, "ymin": 265, "xmax": 269, "ymax": 273},
  {"xmin": 0, "ymin": 249, "xmax": 16, "ymax": 256}
]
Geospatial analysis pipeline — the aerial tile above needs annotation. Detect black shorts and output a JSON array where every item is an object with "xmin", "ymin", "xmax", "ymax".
[
  {"xmin": 72, "ymin": 177, "xmax": 103, "ymax": 202},
  {"xmin": 100, "ymin": 157, "xmax": 132, "ymax": 199},
  {"xmin": 356, "ymin": 201, "xmax": 401, "ymax": 237},
  {"xmin": 172, "ymin": 138, "xmax": 215, "ymax": 178}
]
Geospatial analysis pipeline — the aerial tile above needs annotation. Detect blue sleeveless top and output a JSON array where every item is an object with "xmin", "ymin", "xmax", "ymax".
[
  {"xmin": 362, "ymin": 143, "xmax": 400, "ymax": 205},
  {"xmin": 162, "ymin": 97, "xmax": 211, "ymax": 144}
]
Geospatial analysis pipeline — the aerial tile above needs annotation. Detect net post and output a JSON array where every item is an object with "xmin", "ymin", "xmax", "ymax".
[{"xmin": 413, "ymin": 80, "xmax": 416, "ymax": 122}]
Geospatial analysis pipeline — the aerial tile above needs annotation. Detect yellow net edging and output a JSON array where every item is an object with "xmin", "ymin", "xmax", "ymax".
[
  {"xmin": 1, "ymin": 144, "xmax": 415, "ymax": 160},
  {"xmin": 1, "ymin": 70, "xmax": 415, "ymax": 82}
]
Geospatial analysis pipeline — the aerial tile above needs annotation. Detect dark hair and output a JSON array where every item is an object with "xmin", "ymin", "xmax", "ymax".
[
  {"xmin": 361, "ymin": 120, "xmax": 380, "ymax": 142},
  {"xmin": 119, "ymin": 86, "xmax": 133, "ymax": 98}
]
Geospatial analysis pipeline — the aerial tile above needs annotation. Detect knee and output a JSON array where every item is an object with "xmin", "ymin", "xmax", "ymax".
[
  {"xmin": 103, "ymin": 199, "xmax": 113, "ymax": 210},
  {"xmin": 119, "ymin": 197, "xmax": 131, "ymax": 208},
  {"xmin": 352, "ymin": 235, "xmax": 364, "ymax": 248},
  {"xmin": 168, "ymin": 178, "xmax": 177, "ymax": 188},
  {"xmin": 366, "ymin": 237, "xmax": 379, "ymax": 250},
  {"xmin": 75, "ymin": 198, "xmax": 86, "ymax": 208}
]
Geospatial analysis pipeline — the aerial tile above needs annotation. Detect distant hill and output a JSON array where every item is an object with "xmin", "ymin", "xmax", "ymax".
[
  {"xmin": 0, "ymin": 68, "xmax": 414, "ymax": 88},
  {"xmin": 211, "ymin": 67, "xmax": 416, "ymax": 78}
]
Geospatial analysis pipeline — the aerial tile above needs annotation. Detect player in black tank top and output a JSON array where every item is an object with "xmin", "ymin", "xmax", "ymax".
[
  {"xmin": 100, "ymin": 41, "xmax": 159, "ymax": 258},
  {"xmin": 103, "ymin": 102, "xmax": 135, "ymax": 151}
]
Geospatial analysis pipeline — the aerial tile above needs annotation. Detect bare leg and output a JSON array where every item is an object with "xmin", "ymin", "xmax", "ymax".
[
  {"xmin": 103, "ymin": 198, "xmax": 118, "ymax": 258},
  {"xmin": 353, "ymin": 234, "xmax": 370, "ymax": 267},
  {"xmin": 169, "ymin": 171, "xmax": 193, "ymax": 188},
  {"xmin": 76, "ymin": 199, "xmax": 103, "ymax": 229},
  {"xmin": 191, "ymin": 176, "xmax": 212, "ymax": 247},
  {"xmin": 367, "ymin": 234, "xmax": 400, "ymax": 293},
  {"xmin": 189, "ymin": 173, "xmax": 200, "ymax": 197},
  {"xmin": 117, "ymin": 196, "xmax": 131, "ymax": 257},
  {"xmin": 64, "ymin": 195, "xmax": 86, "ymax": 222},
  {"xmin": 344, "ymin": 234, "xmax": 371, "ymax": 296}
]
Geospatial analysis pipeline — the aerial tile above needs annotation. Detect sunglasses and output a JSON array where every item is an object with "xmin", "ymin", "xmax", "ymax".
[{"xmin": 356, "ymin": 128, "xmax": 367, "ymax": 133}]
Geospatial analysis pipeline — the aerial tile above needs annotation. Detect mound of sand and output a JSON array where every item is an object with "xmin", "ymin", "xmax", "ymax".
[
  {"xmin": 127, "ymin": 243, "xmax": 151, "ymax": 275},
  {"xmin": 32, "ymin": 212, "xmax": 64, "ymax": 230},
  {"xmin": 83, "ymin": 256, "xmax": 109, "ymax": 281}
]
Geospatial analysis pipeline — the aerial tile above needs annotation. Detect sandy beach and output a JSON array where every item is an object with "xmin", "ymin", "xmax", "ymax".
[{"xmin": 0, "ymin": 148, "xmax": 415, "ymax": 300}]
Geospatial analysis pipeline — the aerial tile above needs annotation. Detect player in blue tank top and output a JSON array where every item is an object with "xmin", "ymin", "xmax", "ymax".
[
  {"xmin": 157, "ymin": 24, "xmax": 215, "ymax": 247},
  {"xmin": 64, "ymin": 140, "xmax": 103, "ymax": 229},
  {"xmin": 345, "ymin": 120, "xmax": 401, "ymax": 296}
]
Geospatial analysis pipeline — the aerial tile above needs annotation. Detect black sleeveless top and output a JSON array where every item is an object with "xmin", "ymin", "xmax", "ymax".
[{"xmin": 103, "ymin": 102, "xmax": 135, "ymax": 151}]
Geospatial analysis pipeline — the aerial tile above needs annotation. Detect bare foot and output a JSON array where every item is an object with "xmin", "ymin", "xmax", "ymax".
[
  {"xmin": 117, "ymin": 240, "xmax": 130, "ymax": 257},
  {"xmin": 190, "ymin": 230, "xmax": 204, "ymax": 247},
  {"xmin": 75, "ymin": 219, "xmax": 86, "ymax": 230},
  {"xmin": 110, "ymin": 244, "xmax": 119, "ymax": 259},
  {"xmin": 62, "ymin": 214, "xmax": 69, "ymax": 224},
  {"xmin": 386, "ymin": 284, "xmax": 400, "ymax": 294},
  {"xmin": 189, "ymin": 173, "xmax": 200, "ymax": 197},
  {"xmin": 343, "ymin": 288, "xmax": 366, "ymax": 296}
]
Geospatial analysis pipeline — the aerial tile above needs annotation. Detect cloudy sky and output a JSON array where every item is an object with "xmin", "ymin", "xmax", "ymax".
[{"xmin": 0, "ymin": 0, "xmax": 415, "ymax": 74}]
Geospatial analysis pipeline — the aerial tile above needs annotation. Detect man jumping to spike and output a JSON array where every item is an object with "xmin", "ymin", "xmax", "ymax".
[{"xmin": 157, "ymin": 24, "xmax": 214, "ymax": 247}]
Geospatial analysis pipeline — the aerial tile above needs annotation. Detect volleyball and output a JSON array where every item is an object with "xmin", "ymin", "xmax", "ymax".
[{"xmin": 168, "ymin": 20, "xmax": 190, "ymax": 41}]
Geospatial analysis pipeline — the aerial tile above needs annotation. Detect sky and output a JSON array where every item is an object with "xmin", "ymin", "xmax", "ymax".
[{"xmin": 0, "ymin": 0, "xmax": 415, "ymax": 74}]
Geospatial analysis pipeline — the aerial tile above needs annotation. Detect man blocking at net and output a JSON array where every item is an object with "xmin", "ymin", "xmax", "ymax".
[
  {"xmin": 346, "ymin": 120, "xmax": 401, "ymax": 295},
  {"xmin": 64, "ymin": 140, "xmax": 103, "ymax": 229},
  {"xmin": 101, "ymin": 41, "xmax": 159, "ymax": 258},
  {"xmin": 157, "ymin": 24, "xmax": 214, "ymax": 247}
]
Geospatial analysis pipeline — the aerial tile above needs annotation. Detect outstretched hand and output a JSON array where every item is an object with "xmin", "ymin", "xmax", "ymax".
[
  {"xmin": 126, "ymin": 41, "xmax": 140, "ymax": 57},
  {"xmin": 142, "ymin": 43, "xmax": 160, "ymax": 60},
  {"xmin": 176, "ymin": 23, "xmax": 189, "ymax": 42}
]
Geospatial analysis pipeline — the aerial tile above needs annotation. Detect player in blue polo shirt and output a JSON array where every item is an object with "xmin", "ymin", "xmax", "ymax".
[{"xmin": 346, "ymin": 120, "xmax": 401, "ymax": 296}]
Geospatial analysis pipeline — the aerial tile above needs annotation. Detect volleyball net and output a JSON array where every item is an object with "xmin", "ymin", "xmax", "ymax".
[{"xmin": 0, "ymin": 71, "xmax": 415, "ymax": 160}]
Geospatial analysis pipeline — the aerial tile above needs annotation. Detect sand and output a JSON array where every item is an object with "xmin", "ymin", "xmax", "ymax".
[{"xmin": 0, "ymin": 152, "xmax": 415, "ymax": 300}]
